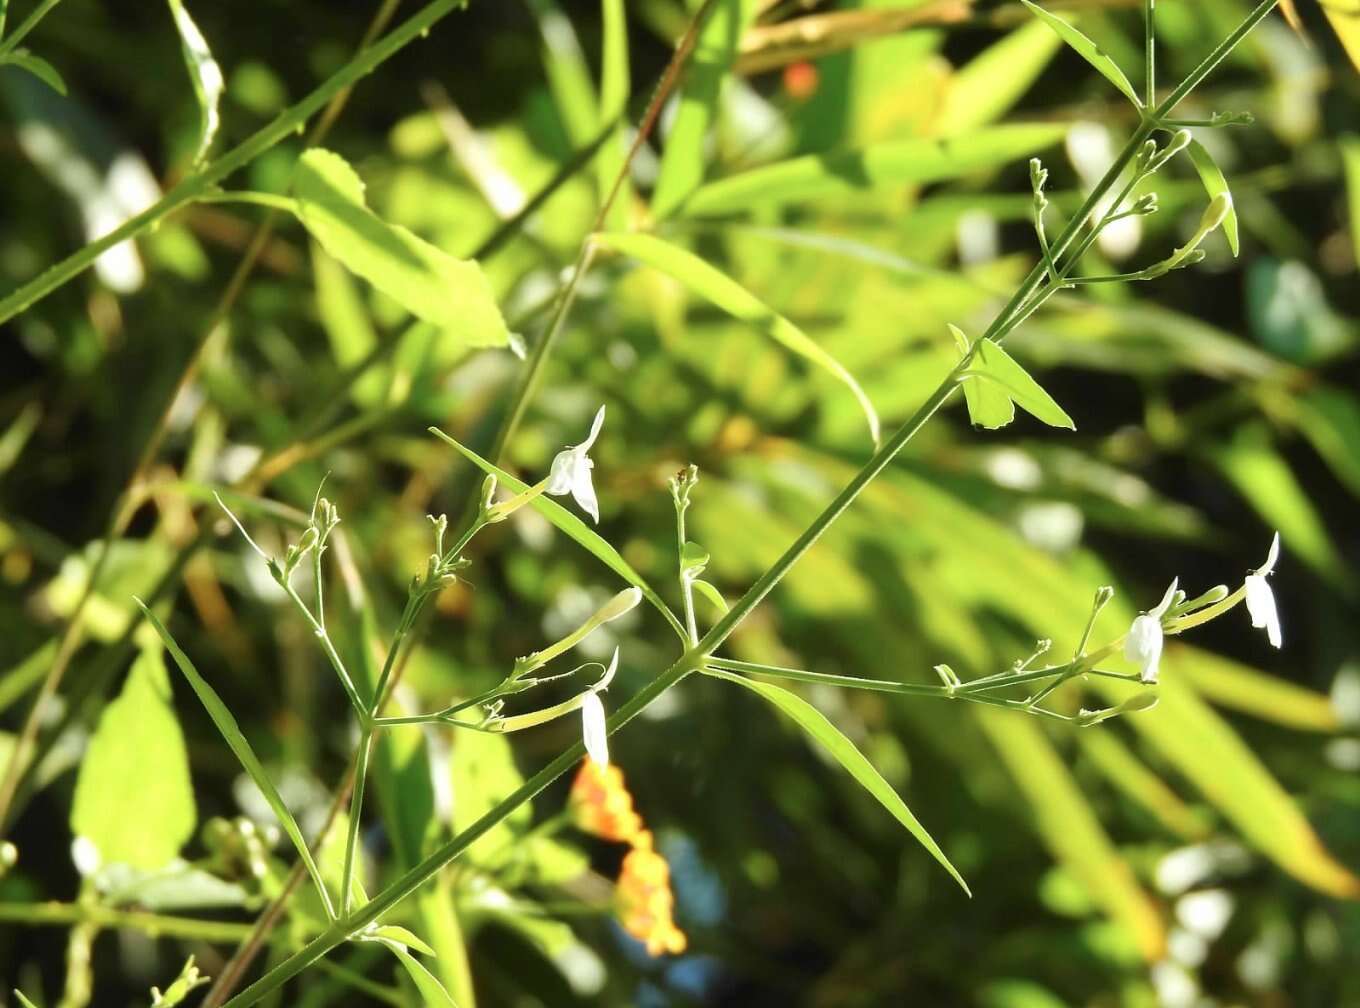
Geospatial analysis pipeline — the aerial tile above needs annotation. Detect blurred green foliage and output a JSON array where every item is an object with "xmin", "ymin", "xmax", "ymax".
[{"xmin": 2, "ymin": 0, "xmax": 1359, "ymax": 1005}]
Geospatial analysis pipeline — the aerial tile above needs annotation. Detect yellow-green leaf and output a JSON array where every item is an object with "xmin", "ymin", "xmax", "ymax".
[
  {"xmin": 595, "ymin": 231, "xmax": 880, "ymax": 445},
  {"xmin": 1186, "ymin": 139, "xmax": 1239, "ymax": 256},
  {"xmin": 70, "ymin": 645, "xmax": 196, "ymax": 871},
  {"xmin": 936, "ymin": 20, "xmax": 1061, "ymax": 137},
  {"xmin": 710, "ymin": 669, "xmax": 970, "ymax": 895},
  {"xmin": 958, "ymin": 331, "xmax": 1076, "ymax": 430},
  {"xmin": 166, "ymin": 0, "xmax": 223, "ymax": 165},
  {"xmin": 1171, "ymin": 643, "xmax": 1338, "ymax": 733},
  {"xmin": 1020, "ymin": 1, "xmax": 1140, "ymax": 106},
  {"xmin": 293, "ymin": 149, "xmax": 509, "ymax": 351}
]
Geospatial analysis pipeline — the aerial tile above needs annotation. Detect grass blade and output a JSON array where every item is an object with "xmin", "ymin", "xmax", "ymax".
[{"xmin": 1020, "ymin": 0, "xmax": 1140, "ymax": 107}]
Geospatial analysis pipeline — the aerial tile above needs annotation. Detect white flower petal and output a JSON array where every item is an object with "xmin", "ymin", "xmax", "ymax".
[
  {"xmin": 1244, "ymin": 574, "xmax": 1282, "ymax": 648},
  {"xmin": 546, "ymin": 449, "xmax": 577, "ymax": 495},
  {"xmin": 1126, "ymin": 613, "xmax": 1165, "ymax": 684},
  {"xmin": 571, "ymin": 464, "xmax": 599, "ymax": 523},
  {"xmin": 580, "ymin": 405, "xmax": 606, "ymax": 452},
  {"xmin": 1151, "ymin": 576, "xmax": 1180, "ymax": 619},
  {"xmin": 1258, "ymin": 532, "xmax": 1281, "ymax": 576},
  {"xmin": 581, "ymin": 691, "xmax": 609, "ymax": 766}
]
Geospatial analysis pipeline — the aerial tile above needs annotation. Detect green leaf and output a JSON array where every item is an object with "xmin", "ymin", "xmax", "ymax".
[
  {"xmin": 975, "ymin": 706, "xmax": 1166, "ymax": 960},
  {"xmin": 1113, "ymin": 664, "xmax": 1360, "ymax": 898},
  {"xmin": 136, "ymin": 602, "xmax": 334, "ymax": 913},
  {"xmin": 936, "ymin": 21, "xmax": 1061, "ymax": 137},
  {"xmin": 428, "ymin": 428, "xmax": 687, "ymax": 640},
  {"xmin": 651, "ymin": 0, "xmax": 759, "ymax": 219},
  {"xmin": 450, "ymin": 728, "xmax": 531, "ymax": 866},
  {"xmin": 70, "ymin": 645, "xmax": 195, "ymax": 871},
  {"xmin": 595, "ymin": 231, "xmax": 880, "ymax": 445},
  {"xmin": 166, "ymin": 0, "xmax": 223, "ymax": 165},
  {"xmin": 1343, "ymin": 136, "xmax": 1360, "ymax": 269},
  {"xmin": 312, "ymin": 243, "xmax": 386, "ymax": 408},
  {"xmin": 1075, "ymin": 730, "xmax": 1210, "ymax": 841},
  {"xmin": 1173, "ymin": 643, "xmax": 1339, "ymax": 733},
  {"xmin": 13, "ymin": 992, "xmax": 40, "ymax": 1008},
  {"xmin": 596, "ymin": 0, "xmax": 631, "ymax": 231},
  {"xmin": 368, "ymin": 925, "xmax": 437, "ymax": 957},
  {"xmin": 709, "ymin": 669, "xmax": 970, "ymax": 895},
  {"xmin": 1186, "ymin": 139, "xmax": 1239, "ymax": 256},
  {"xmin": 957, "ymin": 330, "xmax": 1075, "ymax": 430},
  {"xmin": 680, "ymin": 540, "xmax": 709, "ymax": 578},
  {"xmin": 530, "ymin": 0, "xmax": 597, "ymax": 147},
  {"xmin": 292, "ymin": 149, "xmax": 510, "ymax": 351},
  {"xmin": 381, "ymin": 941, "xmax": 460, "ymax": 1007},
  {"xmin": 1019, "ymin": 1, "xmax": 1140, "ymax": 107},
  {"xmin": 1293, "ymin": 385, "xmax": 1360, "ymax": 499},
  {"xmin": 682, "ymin": 124, "xmax": 1068, "ymax": 217},
  {"xmin": 3, "ymin": 49, "xmax": 65, "ymax": 95},
  {"xmin": 691, "ymin": 578, "xmax": 729, "ymax": 614}
]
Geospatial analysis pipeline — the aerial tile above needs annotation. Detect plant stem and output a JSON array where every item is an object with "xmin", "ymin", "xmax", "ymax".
[
  {"xmin": 676, "ymin": 503, "xmax": 699, "ymax": 646},
  {"xmin": 340, "ymin": 729, "xmax": 374, "ymax": 918},
  {"xmin": 0, "ymin": 0, "xmax": 64, "ymax": 58},
  {"xmin": 0, "ymin": 0, "xmax": 468, "ymax": 325},
  {"xmin": 1145, "ymin": 0, "xmax": 1156, "ymax": 107},
  {"xmin": 0, "ymin": 901, "xmax": 254, "ymax": 943}
]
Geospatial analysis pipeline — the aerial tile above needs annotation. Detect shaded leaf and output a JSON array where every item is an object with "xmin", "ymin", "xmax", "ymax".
[
  {"xmin": 3, "ymin": 49, "xmax": 65, "ymax": 95},
  {"xmin": 166, "ymin": 0, "xmax": 223, "ymax": 165},
  {"xmin": 596, "ymin": 231, "xmax": 880, "ymax": 444},
  {"xmin": 293, "ymin": 149, "xmax": 509, "ymax": 350},
  {"xmin": 70, "ymin": 646, "xmax": 195, "ymax": 871},
  {"xmin": 1020, "ymin": 0, "xmax": 1140, "ymax": 106},
  {"xmin": 709, "ymin": 669, "xmax": 970, "ymax": 895},
  {"xmin": 682, "ymin": 124, "xmax": 1068, "ymax": 216}
]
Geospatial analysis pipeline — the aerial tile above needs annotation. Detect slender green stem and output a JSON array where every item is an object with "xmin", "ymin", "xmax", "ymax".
[
  {"xmin": 340, "ymin": 730, "xmax": 375, "ymax": 918},
  {"xmin": 0, "ymin": 0, "xmax": 469, "ymax": 325},
  {"xmin": 0, "ymin": 901, "xmax": 254, "ymax": 943},
  {"xmin": 0, "ymin": 0, "xmax": 64, "ymax": 58},
  {"xmin": 282, "ymin": 583, "xmax": 369, "ymax": 718},
  {"xmin": 1145, "ymin": 0, "xmax": 1156, "ymax": 108},
  {"xmin": 676, "ymin": 503, "xmax": 699, "ymax": 646},
  {"xmin": 197, "ymin": 191, "xmax": 301, "ymax": 214}
]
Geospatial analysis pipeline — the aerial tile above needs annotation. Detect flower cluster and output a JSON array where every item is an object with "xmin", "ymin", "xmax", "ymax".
[{"xmin": 568, "ymin": 759, "xmax": 687, "ymax": 956}]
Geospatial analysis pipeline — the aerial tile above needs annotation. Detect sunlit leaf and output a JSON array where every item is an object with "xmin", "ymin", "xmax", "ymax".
[
  {"xmin": 136, "ymin": 602, "xmax": 334, "ymax": 911},
  {"xmin": 1187, "ymin": 139, "xmax": 1239, "ymax": 256},
  {"xmin": 651, "ymin": 0, "xmax": 758, "ymax": 219},
  {"xmin": 709, "ymin": 669, "xmax": 970, "ymax": 895},
  {"xmin": 596, "ymin": 231, "xmax": 880, "ymax": 445},
  {"xmin": 976, "ymin": 707, "xmax": 1166, "ymax": 960},
  {"xmin": 368, "ymin": 925, "xmax": 437, "ymax": 957},
  {"xmin": 682, "ymin": 124, "xmax": 1068, "ymax": 216},
  {"xmin": 293, "ymin": 149, "xmax": 510, "ymax": 350},
  {"xmin": 1076, "ymin": 729, "xmax": 1210, "ymax": 841},
  {"xmin": 166, "ymin": 0, "xmax": 224, "ymax": 165},
  {"xmin": 692, "ymin": 578, "xmax": 729, "ymax": 615},
  {"xmin": 1343, "ymin": 136, "xmax": 1360, "ymax": 267},
  {"xmin": 956, "ymin": 329, "xmax": 1076, "ymax": 430},
  {"xmin": 1172, "ymin": 642, "xmax": 1338, "ymax": 732},
  {"xmin": 1020, "ymin": 0, "xmax": 1140, "ymax": 106},
  {"xmin": 936, "ymin": 20, "xmax": 1061, "ymax": 136},
  {"xmin": 380, "ymin": 941, "xmax": 460, "ymax": 1007},
  {"xmin": 596, "ymin": 0, "xmax": 630, "ymax": 230},
  {"xmin": 70, "ymin": 645, "xmax": 195, "ymax": 871},
  {"xmin": 428, "ymin": 428, "xmax": 687, "ymax": 640}
]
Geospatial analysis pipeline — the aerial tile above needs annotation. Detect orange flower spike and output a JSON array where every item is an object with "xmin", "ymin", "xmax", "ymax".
[
  {"xmin": 568, "ymin": 760, "xmax": 644, "ymax": 844},
  {"xmin": 616, "ymin": 831, "xmax": 688, "ymax": 957}
]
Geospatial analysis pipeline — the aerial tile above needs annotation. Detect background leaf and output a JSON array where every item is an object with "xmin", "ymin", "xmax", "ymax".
[{"xmin": 166, "ymin": 0, "xmax": 223, "ymax": 165}]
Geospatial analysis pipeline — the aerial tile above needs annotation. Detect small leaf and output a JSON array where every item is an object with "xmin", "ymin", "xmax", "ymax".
[
  {"xmin": 1020, "ymin": 1, "xmax": 1140, "ymax": 107},
  {"xmin": 709, "ymin": 669, "xmax": 970, "ymax": 895},
  {"xmin": 381, "ymin": 942, "xmax": 460, "ymax": 1007},
  {"xmin": 3, "ymin": 49, "xmax": 66, "ymax": 95},
  {"xmin": 691, "ymin": 578, "xmax": 729, "ymax": 615},
  {"xmin": 936, "ymin": 20, "xmax": 1061, "ymax": 137},
  {"xmin": 595, "ymin": 232, "xmax": 880, "ymax": 445},
  {"xmin": 166, "ymin": 0, "xmax": 224, "ymax": 165},
  {"xmin": 680, "ymin": 540, "xmax": 709, "ymax": 578},
  {"xmin": 1186, "ymin": 139, "xmax": 1239, "ymax": 256},
  {"xmin": 70, "ymin": 645, "xmax": 195, "ymax": 871},
  {"xmin": 367, "ymin": 925, "xmax": 437, "ymax": 957},
  {"xmin": 962, "ymin": 336, "xmax": 1075, "ymax": 430},
  {"xmin": 136, "ymin": 602, "xmax": 334, "ymax": 912},
  {"xmin": 14, "ymin": 992, "xmax": 40, "ymax": 1008},
  {"xmin": 1342, "ymin": 136, "xmax": 1360, "ymax": 270},
  {"xmin": 429, "ymin": 428, "xmax": 687, "ymax": 640},
  {"xmin": 293, "ymin": 149, "xmax": 510, "ymax": 351},
  {"xmin": 682, "ymin": 124, "xmax": 1068, "ymax": 216}
]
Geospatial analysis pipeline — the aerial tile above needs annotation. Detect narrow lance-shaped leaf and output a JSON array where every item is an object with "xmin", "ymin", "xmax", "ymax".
[
  {"xmin": 378, "ymin": 941, "xmax": 460, "ymax": 1007},
  {"xmin": 136, "ymin": 601, "xmax": 335, "ymax": 915},
  {"xmin": 595, "ymin": 231, "xmax": 881, "ymax": 445},
  {"xmin": 936, "ymin": 20, "xmax": 1062, "ymax": 137},
  {"xmin": 293, "ymin": 149, "xmax": 510, "ymax": 351},
  {"xmin": 3, "ymin": 49, "xmax": 66, "ymax": 95},
  {"xmin": 709, "ymin": 669, "xmax": 970, "ymax": 895},
  {"xmin": 682, "ymin": 124, "xmax": 1069, "ymax": 216},
  {"xmin": 166, "ymin": 0, "xmax": 224, "ymax": 166},
  {"xmin": 1186, "ymin": 139, "xmax": 1240, "ymax": 256},
  {"xmin": 427, "ymin": 428, "xmax": 688, "ymax": 641},
  {"xmin": 1020, "ymin": 0, "xmax": 1141, "ymax": 107},
  {"xmin": 596, "ymin": 0, "xmax": 631, "ymax": 231}
]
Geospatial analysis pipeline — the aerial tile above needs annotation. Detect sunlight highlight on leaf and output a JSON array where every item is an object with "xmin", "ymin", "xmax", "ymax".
[{"xmin": 167, "ymin": 0, "xmax": 224, "ymax": 166}]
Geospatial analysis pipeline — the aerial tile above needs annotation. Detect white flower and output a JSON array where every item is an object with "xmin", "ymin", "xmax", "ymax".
[
  {"xmin": 1244, "ymin": 532, "xmax": 1282, "ymax": 649},
  {"xmin": 581, "ymin": 647, "xmax": 619, "ymax": 766},
  {"xmin": 1126, "ymin": 577, "xmax": 1178, "ymax": 685},
  {"xmin": 547, "ymin": 406, "xmax": 605, "ymax": 523}
]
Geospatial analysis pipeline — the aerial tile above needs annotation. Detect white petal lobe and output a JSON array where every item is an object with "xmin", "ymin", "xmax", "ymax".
[{"xmin": 581, "ymin": 692, "xmax": 609, "ymax": 766}]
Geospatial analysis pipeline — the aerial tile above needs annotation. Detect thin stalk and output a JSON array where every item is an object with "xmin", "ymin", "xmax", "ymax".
[
  {"xmin": 281, "ymin": 583, "xmax": 369, "ymax": 717},
  {"xmin": 677, "ymin": 504, "xmax": 699, "ymax": 645},
  {"xmin": 0, "ymin": 0, "xmax": 466, "ymax": 324},
  {"xmin": 339, "ymin": 730, "xmax": 375, "ymax": 918},
  {"xmin": 0, "ymin": 0, "xmax": 64, "ymax": 58},
  {"xmin": 1145, "ymin": 0, "xmax": 1156, "ymax": 107},
  {"xmin": 0, "ymin": 902, "xmax": 254, "ymax": 943}
]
